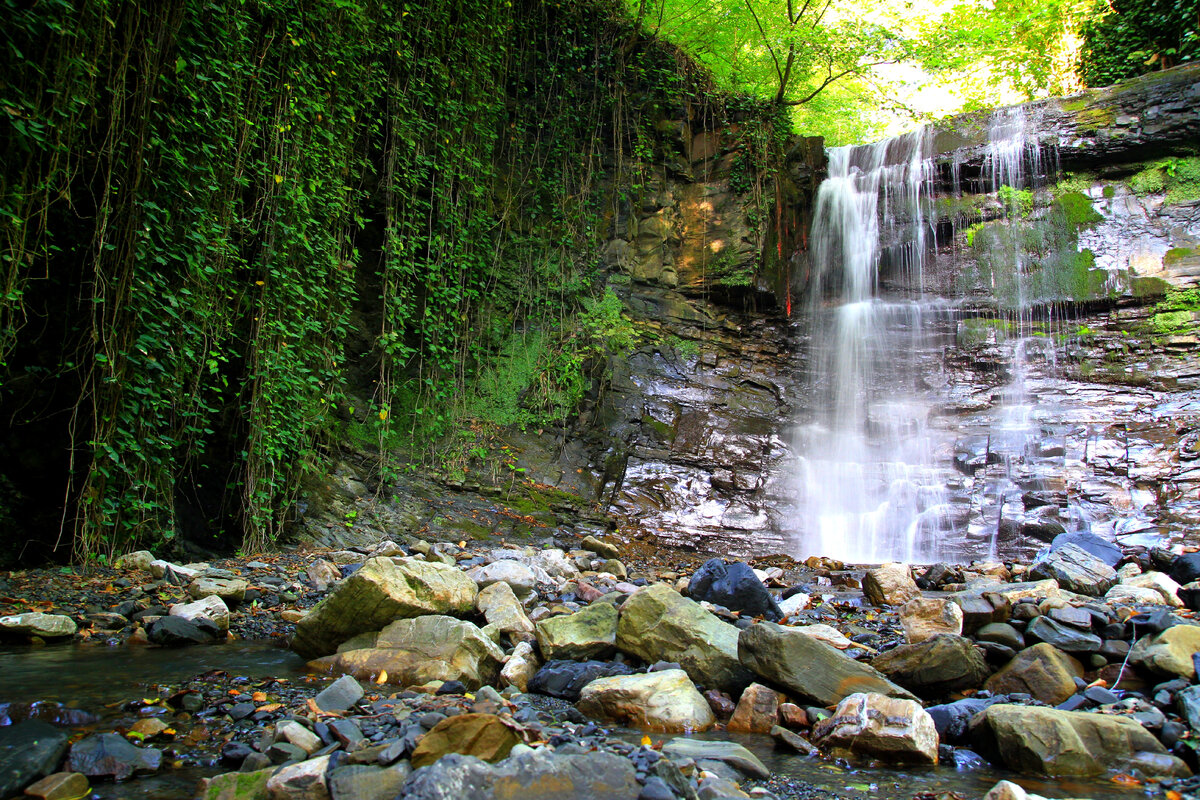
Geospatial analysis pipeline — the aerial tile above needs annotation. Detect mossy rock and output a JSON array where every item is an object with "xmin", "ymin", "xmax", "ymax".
[
  {"xmin": 1054, "ymin": 192, "xmax": 1103, "ymax": 226},
  {"xmin": 1131, "ymin": 276, "xmax": 1170, "ymax": 298},
  {"xmin": 1165, "ymin": 247, "xmax": 1197, "ymax": 267}
]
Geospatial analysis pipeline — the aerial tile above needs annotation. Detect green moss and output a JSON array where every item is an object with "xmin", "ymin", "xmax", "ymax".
[
  {"xmin": 1053, "ymin": 173, "xmax": 1097, "ymax": 197},
  {"xmin": 1102, "ymin": 185, "xmax": 1116, "ymax": 199},
  {"xmin": 1055, "ymin": 191, "xmax": 1103, "ymax": 226},
  {"xmin": 1152, "ymin": 310, "xmax": 1194, "ymax": 333},
  {"xmin": 1131, "ymin": 276, "xmax": 1170, "ymax": 298},
  {"xmin": 998, "ymin": 185, "xmax": 1034, "ymax": 217},
  {"xmin": 1165, "ymin": 247, "xmax": 1197, "ymax": 267},
  {"xmin": 1130, "ymin": 165, "xmax": 1167, "ymax": 195}
]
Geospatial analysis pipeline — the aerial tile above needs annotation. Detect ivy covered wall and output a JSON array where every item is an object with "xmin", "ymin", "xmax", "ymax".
[{"xmin": 0, "ymin": 0, "xmax": 789, "ymax": 564}]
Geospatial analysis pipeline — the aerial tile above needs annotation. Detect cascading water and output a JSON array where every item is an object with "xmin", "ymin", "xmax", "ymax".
[{"xmin": 792, "ymin": 129, "xmax": 962, "ymax": 564}]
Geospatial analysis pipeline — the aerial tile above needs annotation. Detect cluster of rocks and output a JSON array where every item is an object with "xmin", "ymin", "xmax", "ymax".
[{"xmin": 10, "ymin": 529, "xmax": 1200, "ymax": 800}]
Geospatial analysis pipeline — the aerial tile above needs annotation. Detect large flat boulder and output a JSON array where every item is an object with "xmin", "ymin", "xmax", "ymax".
[
  {"xmin": 970, "ymin": 704, "xmax": 1190, "ymax": 777},
  {"xmin": 308, "ymin": 615, "xmax": 503, "ymax": 689},
  {"xmin": 616, "ymin": 583, "xmax": 752, "ymax": 694},
  {"xmin": 577, "ymin": 669, "xmax": 715, "ymax": 733},
  {"xmin": 813, "ymin": 692, "xmax": 938, "ymax": 765},
  {"xmin": 738, "ymin": 622, "xmax": 915, "ymax": 707},
  {"xmin": 292, "ymin": 557, "xmax": 477, "ymax": 658},
  {"xmin": 1029, "ymin": 543, "xmax": 1118, "ymax": 596}
]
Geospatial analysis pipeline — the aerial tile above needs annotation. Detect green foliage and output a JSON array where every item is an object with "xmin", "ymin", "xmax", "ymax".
[
  {"xmin": 1080, "ymin": 0, "xmax": 1199, "ymax": 87},
  {"xmin": 2, "ymin": 0, "xmax": 748, "ymax": 562},
  {"xmin": 1055, "ymin": 191, "xmax": 1104, "ymax": 225},
  {"xmin": 997, "ymin": 185, "xmax": 1035, "ymax": 217},
  {"xmin": 1127, "ymin": 157, "xmax": 1200, "ymax": 203}
]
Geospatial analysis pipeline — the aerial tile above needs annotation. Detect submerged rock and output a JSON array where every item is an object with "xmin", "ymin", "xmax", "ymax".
[
  {"xmin": 0, "ymin": 720, "xmax": 69, "ymax": 798},
  {"xmin": 67, "ymin": 733, "xmax": 161, "ymax": 781},
  {"xmin": 398, "ymin": 749, "xmax": 639, "ymax": 800}
]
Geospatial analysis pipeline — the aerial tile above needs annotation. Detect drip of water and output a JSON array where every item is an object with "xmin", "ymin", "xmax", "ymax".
[{"xmin": 793, "ymin": 129, "xmax": 957, "ymax": 564}]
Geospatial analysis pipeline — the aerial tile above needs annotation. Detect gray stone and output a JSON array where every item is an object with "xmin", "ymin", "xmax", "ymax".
[
  {"xmin": 0, "ymin": 720, "xmax": 69, "ymax": 798},
  {"xmin": 1029, "ymin": 544, "xmax": 1117, "ymax": 597},
  {"xmin": 739, "ymin": 621, "xmax": 915, "ymax": 707},
  {"xmin": 475, "ymin": 582, "xmax": 534, "ymax": 635},
  {"xmin": 315, "ymin": 674, "xmax": 365, "ymax": 713},
  {"xmin": 1025, "ymin": 617, "xmax": 1102, "ymax": 653},
  {"xmin": 169, "ymin": 595, "xmax": 230, "ymax": 631},
  {"xmin": 397, "ymin": 749, "xmax": 639, "ymax": 800},
  {"xmin": 0, "ymin": 613, "xmax": 77, "ymax": 639},
  {"xmin": 975, "ymin": 622, "xmax": 1024, "ymax": 651},
  {"xmin": 660, "ymin": 738, "xmax": 768, "ymax": 778},
  {"xmin": 67, "ymin": 733, "xmax": 161, "ymax": 780},
  {"xmin": 188, "ymin": 576, "xmax": 248, "ymax": 604},
  {"xmin": 330, "ymin": 763, "xmax": 411, "ymax": 800}
]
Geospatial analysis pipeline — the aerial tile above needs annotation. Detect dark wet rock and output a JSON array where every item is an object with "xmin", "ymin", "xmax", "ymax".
[
  {"xmin": 67, "ymin": 733, "xmax": 161, "ymax": 780},
  {"xmin": 1170, "ymin": 553, "xmax": 1200, "ymax": 586},
  {"xmin": 686, "ymin": 558, "xmax": 781, "ymax": 620},
  {"xmin": 984, "ymin": 643, "xmax": 1084, "ymax": 705},
  {"xmin": 147, "ymin": 614, "xmax": 220, "ymax": 645},
  {"xmin": 220, "ymin": 741, "xmax": 254, "ymax": 765},
  {"xmin": 1029, "ymin": 543, "xmax": 1117, "ymax": 596},
  {"xmin": 638, "ymin": 776, "xmax": 676, "ymax": 800},
  {"xmin": 738, "ymin": 621, "xmax": 915, "ymax": 707},
  {"xmin": 0, "ymin": 720, "xmax": 69, "ymax": 798},
  {"xmin": 927, "ymin": 697, "xmax": 1004, "ymax": 744},
  {"xmin": 871, "ymin": 634, "xmax": 991, "ymax": 697},
  {"xmin": 975, "ymin": 622, "xmax": 1024, "ymax": 651},
  {"xmin": 617, "ymin": 583, "xmax": 752, "ymax": 694},
  {"xmin": 528, "ymin": 659, "xmax": 635, "ymax": 700},
  {"xmin": 1051, "ymin": 531, "xmax": 1121, "ymax": 567},
  {"xmin": 1026, "ymin": 617, "xmax": 1102, "ymax": 653},
  {"xmin": 1128, "ymin": 608, "xmax": 1180, "ymax": 634},
  {"xmin": 1178, "ymin": 685, "xmax": 1200, "ymax": 730},
  {"xmin": 0, "ymin": 702, "xmax": 98, "ymax": 727},
  {"xmin": 969, "ymin": 704, "xmax": 1188, "ymax": 777},
  {"xmin": 398, "ymin": 749, "xmax": 639, "ymax": 800}
]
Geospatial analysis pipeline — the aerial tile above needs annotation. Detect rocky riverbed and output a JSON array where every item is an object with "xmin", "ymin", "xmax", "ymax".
[{"xmin": 6, "ymin": 524, "xmax": 1200, "ymax": 800}]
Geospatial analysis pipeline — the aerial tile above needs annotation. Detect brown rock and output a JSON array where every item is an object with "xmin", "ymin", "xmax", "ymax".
[
  {"xmin": 703, "ymin": 690, "xmax": 736, "ymax": 719},
  {"xmin": 410, "ymin": 713, "xmax": 520, "ymax": 769},
  {"xmin": 727, "ymin": 683, "xmax": 780, "ymax": 734},
  {"xmin": 778, "ymin": 702, "xmax": 809, "ymax": 729},
  {"xmin": 984, "ymin": 643, "xmax": 1083, "ymax": 705},
  {"xmin": 899, "ymin": 597, "xmax": 963, "ymax": 643},
  {"xmin": 813, "ymin": 692, "xmax": 938, "ymax": 765},
  {"xmin": 21, "ymin": 773, "xmax": 89, "ymax": 800},
  {"xmin": 862, "ymin": 563, "xmax": 920, "ymax": 607}
]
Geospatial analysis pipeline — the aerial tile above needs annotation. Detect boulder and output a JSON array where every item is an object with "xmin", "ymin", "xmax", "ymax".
[
  {"xmin": 1170, "ymin": 552, "xmax": 1200, "ymax": 586},
  {"xmin": 726, "ymin": 682, "xmax": 780, "ymax": 734},
  {"xmin": 410, "ymin": 713, "xmax": 520, "ymax": 769},
  {"xmin": 149, "ymin": 560, "xmax": 202, "ymax": 581},
  {"xmin": 870, "ymin": 634, "xmax": 990, "ymax": 696},
  {"xmin": 169, "ymin": 595, "xmax": 230, "ymax": 631},
  {"xmin": 581, "ymin": 536, "xmax": 621, "ymax": 560},
  {"xmin": 188, "ymin": 576, "xmax": 248, "ymax": 604},
  {"xmin": 616, "ymin": 583, "xmax": 752, "ymax": 694},
  {"xmin": 812, "ymin": 693, "xmax": 938, "ymax": 765},
  {"xmin": 292, "ymin": 557, "xmax": 477, "ymax": 658},
  {"xmin": 534, "ymin": 602, "xmax": 618, "ymax": 661},
  {"xmin": 659, "ymin": 739, "xmax": 768, "ymax": 779},
  {"xmin": 306, "ymin": 558, "xmax": 342, "ymax": 592},
  {"xmin": 1128, "ymin": 624, "xmax": 1200, "ymax": 678},
  {"xmin": 21, "ymin": 772, "xmax": 90, "ymax": 800},
  {"xmin": 527, "ymin": 659, "xmax": 634, "ymax": 701},
  {"xmin": 313, "ymin": 674, "xmax": 364, "ymax": 714},
  {"xmin": 1106, "ymin": 584, "xmax": 1172, "ymax": 606},
  {"xmin": 970, "ymin": 704, "xmax": 1188, "ymax": 777},
  {"xmin": 475, "ymin": 582, "xmax": 534, "ymax": 635},
  {"xmin": 1029, "ymin": 544, "xmax": 1117, "ymax": 596},
  {"xmin": 1122, "ymin": 571, "xmax": 1183, "ymax": 606},
  {"xmin": 265, "ymin": 754, "xmax": 331, "ymax": 800},
  {"xmin": 398, "ymin": 749, "xmax": 638, "ymax": 800},
  {"xmin": 66, "ymin": 733, "xmax": 161, "ymax": 780},
  {"xmin": 686, "ymin": 559, "xmax": 782, "ymax": 620},
  {"xmin": 983, "ymin": 643, "xmax": 1084, "ymax": 705},
  {"xmin": 115, "ymin": 550, "xmax": 156, "ymax": 571},
  {"xmin": 0, "ymin": 720, "xmax": 69, "ymax": 799},
  {"xmin": 499, "ymin": 641, "xmax": 539, "ymax": 692},
  {"xmin": 466, "ymin": 560, "xmax": 541, "ymax": 600},
  {"xmin": 488, "ymin": 547, "xmax": 579, "ymax": 580},
  {"xmin": 0, "ymin": 613, "xmax": 76, "ymax": 639},
  {"xmin": 738, "ymin": 622, "xmax": 914, "ymax": 707},
  {"xmin": 327, "ymin": 763, "xmax": 411, "ymax": 800},
  {"xmin": 899, "ymin": 597, "xmax": 963, "ymax": 643},
  {"xmin": 862, "ymin": 563, "xmax": 921, "ymax": 607},
  {"xmin": 311, "ymin": 615, "xmax": 503, "ymax": 689},
  {"xmin": 577, "ymin": 669, "xmax": 715, "ymax": 733}
]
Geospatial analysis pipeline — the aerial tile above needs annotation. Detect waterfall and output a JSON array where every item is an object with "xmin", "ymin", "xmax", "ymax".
[{"xmin": 792, "ymin": 128, "xmax": 959, "ymax": 564}]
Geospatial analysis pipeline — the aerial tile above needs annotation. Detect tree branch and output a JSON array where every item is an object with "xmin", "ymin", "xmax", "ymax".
[
  {"xmin": 780, "ymin": 59, "xmax": 893, "ymax": 106},
  {"xmin": 743, "ymin": 0, "xmax": 786, "ymax": 98}
]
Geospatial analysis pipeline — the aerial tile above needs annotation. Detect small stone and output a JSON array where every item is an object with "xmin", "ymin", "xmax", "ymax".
[
  {"xmin": 22, "ymin": 772, "xmax": 89, "ymax": 800},
  {"xmin": 727, "ymin": 683, "xmax": 779, "ymax": 734},
  {"xmin": 581, "ymin": 536, "xmax": 620, "ymax": 560},
  {"xmin": 265, "ymin": 754, "xmax": 331, "ymax": 798},
  {"xmin": 314, "ymin": 675, "xmax": 364, "ymax": 713},
  {"xmin": 169, "ymin": 595, "xmax": 231, "ymax": 631},
  {"xmin": 274, "ymin": 720, "xmax": 322, "ymax": 756}
]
